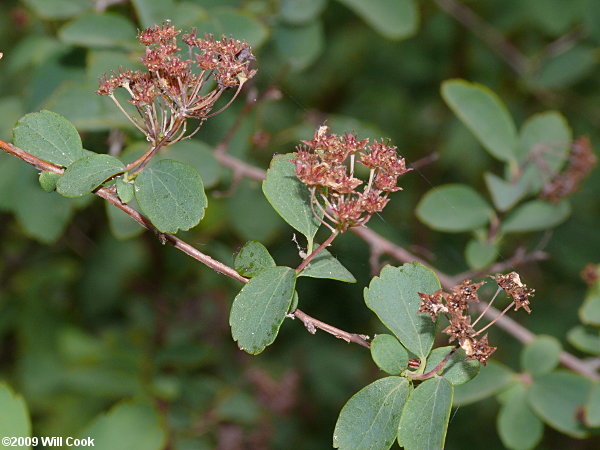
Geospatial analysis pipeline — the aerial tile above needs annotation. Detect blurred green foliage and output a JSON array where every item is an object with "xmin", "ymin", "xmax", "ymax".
[{"xmin": 1, "ymin": 0, "xmax": 599, "ymax": 448}]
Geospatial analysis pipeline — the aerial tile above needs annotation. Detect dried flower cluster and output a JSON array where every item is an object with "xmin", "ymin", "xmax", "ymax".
[
  {"xmin": 417, "ymin": 272, "xmax": 535, "ymax": 365},
  {"xmin": 581, "ymin": 263, "xmax": 600, "ymax": 286},
  {"xmin": 97, "ymin": 22, "xmax": 256, "ymax": 170},
  {"xmin": 541, "ymin": 137, "xmax": 597, "ymax": 203},
  {"xmin": 294, "ymin": 126, "xmax": 410, "ymax": 232}
]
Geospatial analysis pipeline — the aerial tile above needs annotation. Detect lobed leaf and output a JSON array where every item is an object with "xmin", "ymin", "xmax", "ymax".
[
  {"xmin": 57, "ymin": 154, "xmax": 125, "ymax": 198},
  {"xmin": 333, "ymin": 377, "xmax": 410, "ymax": 450},
  {"xmin": 134, "ymin": 159, "xmax": 207, "ymax": 234},
  {"xmin": 397, "ymin": 377, "xmax": 453, "ymax": 450},
  {"xmin": 364, "ymin": 263, "xmax": 439, "ymax": 358},
  {"xmin": 229, "ymin": 267, "xmax": 296, "ymax": 355}
]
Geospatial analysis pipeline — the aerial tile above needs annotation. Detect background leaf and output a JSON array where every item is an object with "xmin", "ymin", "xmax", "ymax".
[
  {"xmin": 416, "ymin": 184, "xmax": 493, "ymax": 232},
  {"xmin": 13, "ymin": 110, "xmax": 83, "ymax": 166},
  {"xmin": 520, "ymin": 335, "xmax": 562, "ymax": 376},
  {"xmin": 0, "ymin": 383, "xmax": 31, "ymax": 448},
  {"xmin": 333, "ymin": 377, "xmax": 410, "ymax": 450},
  {"xmin": 57, "ymin": 154, "xmax": 124, "ymax": 198},
  {"xmin": 584, "ymin": 383, "xmax": 600, "ymax": 427},
  {"xmin": 59, "ymin": 14, "xmax": 137, "ymax": 49},
  {"xmin": 465, "ymin": 239, "xmax": 498, "ymax": 270},
  {"xmin": 364, "ymin": 263, "xmax": 439, "ymax": 358},
  {"xmin": 229, "ymin": 267, "xmax": 296, "ymax": 354},
  {"xmin": 497, "ymin": 384, "xmax": 544, "ymax": 450},
  {"xmin": 501, "ymin": 200, "xmax": 571, "ymax": 233},
  {"xmin": 441, "ymin": 79, "xmax": 517, "ymax": 162},
  {"xmin": 579, "ymin": 283, "xmax": 600, "ymax": 326},
  {"xmin": 484, "ymin": 172, "xmax": 528, "ymax": 212},
  {"xmin": 134, "ymin": 159, "xmax": 207, "ymax": 234},
  {"xmin": 397, "ymin": 377, "xmax": 453, "ymax": 450},
  {"xmin": 453, "ymin": 361, "xmax": 514, "ymax": 406},
  {"xmin": 279, "ymin": 0, "xmax": 326, "ymax": 25},
  {"xmin": 370, "ymin": 334, "xmax": 408, "ymax": 375}
]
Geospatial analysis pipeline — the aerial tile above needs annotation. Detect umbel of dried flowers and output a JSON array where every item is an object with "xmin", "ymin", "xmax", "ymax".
[
  {"xmin": 417, "ymin": 273, "xmax": 535, "ymax": 365},
  {"xmin": 97, "ymin": 21, "xmax": 256, "ymax": 170},
  {"xmin": 294, "ymin": 126, "xmax": 411, "ymax": 232}
]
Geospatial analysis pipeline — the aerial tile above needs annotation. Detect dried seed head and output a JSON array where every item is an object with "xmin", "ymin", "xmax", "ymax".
[{"xmin": 417, "ymin": 289, "xmax": 447, "ymax": 321}]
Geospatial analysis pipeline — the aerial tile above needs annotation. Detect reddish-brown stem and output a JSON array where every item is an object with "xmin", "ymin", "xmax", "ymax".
[
  {"xmin": 407, "ymin": 347, "xmax": 458, "ymax": 380},
  {"xmin": 296, "ymin": 231, "xmax": 339, "ymax": 273},
  {"xmin": 473, "ymin": 301, "xmax": 515, "ymax": 337},
  {"xmin": 291, "ymin": 309, "xmax": 370, "ymax": 348},
  {"xmin": 471, "ymin": 286, "xmax": 502, "ymax": 327}
]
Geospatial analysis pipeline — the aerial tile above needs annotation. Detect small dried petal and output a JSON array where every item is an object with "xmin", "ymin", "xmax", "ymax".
[
  {"xmin": 443, "ymin": 315, "xmax": 474, "ymax": 343},
  {"xmin": 445, "ymin": 292, "xmax": 467, "ymax": 315},
  {"xmin": 492, "ymin": 272, "xmax": 534, "ymax": 313},
  {"xmin": 418, "ymin": 289, "xmax": 447, "ymax": 321},
  {"xmin": 451, "ymin": 279, "xmax": 484, "ymax": 303},
  {"xmin": 466, "ymin": 335, "xmax": 497, "ymax": 366}
]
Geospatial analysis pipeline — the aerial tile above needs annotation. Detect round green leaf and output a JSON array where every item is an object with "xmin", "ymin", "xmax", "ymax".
[
  {"xmin": 196, "ymin": 8, "xmax": 268, "ymax": 48},
  {"xmin": 529, "ymin": 46, "xmax": 597, "ymax": 89},
  {"xmin": 116, "ymin": 178, "xmax": 134, "ymax": 204},
  {"xmin": 584, "ymin": 383, "xmax": 600, "ymax": 427},
  {"xmin": 333, "ymin": 377, "xmax": 410, "ymax": 450},
  {"xmin": 397, "ymin": 377, "xmax": 453, "ymax": 450},
  {"xmin": 579, "ymin": 283, "xmax": 600, "ymax": 326},
  {"xmin": 484, "ymin": 172, "xmax": 528, "ymax": 212},
  {"xmin": 520, "ymin": 335, "xmax": 562, "ymax": 376},
  {"xmin": 465, "ymin": 239, "xmax": 498, "ymax": 270},
  {"xmin": 280, "ymin": 0, "xmax": 326, "ymax": 25},
  {"xmin": 81, "ymin": 402, "xmax": 166, "ymax": 450},
  {"xmin": 22, "ymin": 0, "xmax": 92, "ymax": 19},
  {"xmin": 567, "ymin": 325, "xmax": 600, "ymax": 355},
  {"xmin": 57, "ymin": 154, "xmax": 125, "ymax": 198},
  {"xmin": 262, "ymin": 153, "xmax": 322, "ymax": 241},
  {"xmin": 364, "ymin": 263, "xmax": 440, "ymax": 358},
  {"xmin": 299, "ymin": 247, "xmax": 356, "ymax": 283},
  {"xmin": 13, "ymin": 110, "xmax": 84, "ymax": 167},
  {"xmin": 160, "ymin": 140, "xmax": 220, "ymax": 188},
  {"xmin": 527, "ymin": 371, "xmax": 593, "ymax": 438},
  {"xmin": 59, "ymin": 13, "xmax": 137, "ymax": 49},
  {"xmin": 229, "ymin": 267, "xmax": 296, "ymax": 355},
  {"xmin": 234, "ymin": 241, "xmax": 276, "ymax": 278},
  {"xmin": 424, "ymin": 347, "xmax": 480, "ymax": 386},
  {"xmin": 39, "ymin": 171, "xmax": 60, "ymax": 192},
  {"xmin": 370, "ymin": 334, "xmax": 409, "ymax": 375},
  {"xmin": 105, "ymin": 201, "xmax": 144, "ymax": 240},
  {"xmin": 275, "ymin": 21, "xmax": 324, "ymax": 71},
  {"xmin": 497, "ymin": 384, "xmax": 543, "ymax": 450},
  {"xmin": 134, "ymin": 159, "xmax": 207, "ymax": 234},
  {"xmin": 453, "ymin": 361, "xmax": 514, "ymax": 406},
  {"xmin": 0, "ymin": 383, "xmax": 31, "ymax": 446},
  {"xmin": 336, "ymin": 0, "xmax": 419, "ymax": 40},
  {"xmin": 416, "ymin": 184, "xmax": 493, "ymax": 232},
  {"xmin": 441, "ymin": 79, "xmax": 518, "ymax": 162},
  {"xmin": 501, "ymin": 200, "xmax": 571, "ymax": 233}
]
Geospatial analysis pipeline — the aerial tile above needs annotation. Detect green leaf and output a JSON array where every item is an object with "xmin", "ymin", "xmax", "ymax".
[
  {"xmin": 131, "ymin": 0, "xmax": 175, "ymax": 28},
  {"xmin": 584, "ymin": 383, "xmax": 600, "ymax": 427},
  {"xmin": 229, "ymin": 267, "xmax": 296, "ymax": 354},
  {"xmin": 527, "ymin": 371, "xmax": 593, "ymax": 438},
  {"xmin": 275, "ymin": 21, "xmax": 324, "ymax": 71},
  {"xmin": 82, "ymin": 402, "xmax": 166, "ymax": 450},
  {"xmin": 497, "ymin": 384, "xmax": 543, "ymax": 450},
  {"xmin": 280, "ymin": 0, "xmax": 326, "ymax": 25},
  {"xmin": 196, "ymin": 8, "xmax": 268, "ymax": 48},
  {"xmin": 234, "ymin": 241, "xmax": 276, "ymax": 278},
  {"xmin": 59, "ymin": 13, "xmax": 137, "ymax": 49},
  {"xmin": 501, "ymin": 200, "xmax": 571, "ymax": 233},
  {"xmin": 416, "ymin": 184, "xmax": 493, "ymax": 232},
  {"xmin": 370, "ymin": 334, "xmax": 409, "ymax": 375},
  {"xmin": 424, "ymin": 347, "xmax": 480, "ymax": 386},
  {"xmin": 333, "ymin": 377, "xmax": 410, "ymax": 450},
  {"xmin": 39, "ymin": 171, "xmax": 60, "ymax": 192},
  {"xmin": 134, "ymin": 159, "xmax": 207, "ymax": 234},
  {"xmin": 262, "ymin": 153, "xmax": 322, "ymax": 241},
  {"xmin": 299, "ymin": 247, "xmax": 356, "ymax": 283},
  {"xmin": 520, "ymin": 335, "xmax": 562, "ymax": 376},
  {"xmin": 465, "ymin": 239, "xmax": 498, "ymax": 270},
  {"xmin": 397, "ymin": 377, "xmax": 453, "ymax": 450},
  {"xmin": 484, "ymin": 172, "xmax": 528, "ymax": 212},
  {"xmin": 116, "ymin": 178, "xmax": 134, "ymax": 204},
  {"xmin": 336, "ymin": 0, "xmax": 419, "ymax": 40},
  {"xmin": 160, "ymin": 140, "xmax": 220, "ymax": 188},
  {"xmin": 453, "ymin": 361, "xmax": 514, "ymax": 405},
  {"xmin": 441, "ymin": 79, "xmax": 518, "ymax": 162},
  {"xmin": 0, "ymin": 383, "xmax": 31, "ymax": 448},
  {"xmin": 22, "ymin": 0, "xmax": 92, "ymax": 20},
  {"xmin": 13, "ymin": 110, "xmax": 84, "ymax": 166},
  {"xmin": 57, "ymin": 154, "xmax": 124, "ymax": 198},
  {"xmin": 567, "ymin": 325, "xmax": 600, "ymax": 355},
  {"xmin": 105, "ymin": 201, "xmax": 144, "ymax": 240},
  {"xmin": 364, "ymin": 263, "xmax": 440, "ymax": 358},
  {"xmin": 529, "ymin": 46, "xmax": 597, "ymax": 89},
  {"xmin": 579, "ymin": 283, "xmax": 600, "ymax": 326}
]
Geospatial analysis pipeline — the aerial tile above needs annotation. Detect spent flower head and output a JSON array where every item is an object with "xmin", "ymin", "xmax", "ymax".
[
  {"xmin": 294, "ymin": 126, "xmax": 410, "ymax": 232},
  {"xmin": 97, "ymin": 21, "xmax": 256, "ymax": 161},
  {"xmin": 417, "ymin": 272, "xmax": 534, "ymax": 365}
]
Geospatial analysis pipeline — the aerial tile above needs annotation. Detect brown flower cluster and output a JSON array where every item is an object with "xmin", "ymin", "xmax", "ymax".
[
  {"xmin": 541, "ymin": 137, "xmax": 597, "ymax": 203},
  {"xmin": 97, "ymin": 21, "xmax": 256, "ymax": 154},
  {"xmin": 418, "ymin": 273, "xmax": 534, "ymax": 365},
  {"xmin": 581, "ymin": 263, "xmax": 599, "ymax": 286},
  {"xmin": 294, "ymin": 126, "xmax": 410, "ymax": 232}
]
